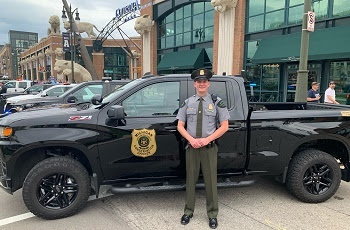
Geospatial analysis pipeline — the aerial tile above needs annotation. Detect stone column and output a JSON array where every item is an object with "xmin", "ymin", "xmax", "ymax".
[
  {"xmin": 45, "ymin": 49, "xmax": 53, "ymax": 77},
  {"xmin": 92, "ymin": 53, "xmax": 104, "ymax": 80},
  {"xmin": 38, "ymin": 51, "xmax": 45, "ymax": 81},
  {"xmin": 212, "ymin": 0, "xmax": 238, "ymax": 76},
  {"xmin": 134, "ymin": 15, "xmax": 153, "ymax": 75}
]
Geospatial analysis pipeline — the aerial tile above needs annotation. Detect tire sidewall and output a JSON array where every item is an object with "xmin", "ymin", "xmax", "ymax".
[{"xmin": 22, "ymin": 157, "xmax": 90, "ymax": 219}]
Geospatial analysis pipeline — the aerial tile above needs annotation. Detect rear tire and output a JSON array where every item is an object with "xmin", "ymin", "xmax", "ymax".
[
  {"xmin": 286, "ymin": 149, "xmax": 341, "ymax": 203},
  {"xmin": 22, "ymin": 157, "xmax": 90, "ymax": 219}
]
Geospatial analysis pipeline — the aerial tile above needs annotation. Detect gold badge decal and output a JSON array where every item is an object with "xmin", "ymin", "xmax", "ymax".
[
  {"xmin": 208, "ymin": 104, "xmax": 213, "ymax": 110},
  {"xmin": 341, "ymin": 111, "xmax": 350, "ymax": 117},
  {"xmin": 131, "ymin": 129, "xmax": 157, "ymax": 158},
  {"xmin": 200, "ymin": 69, "xmax": 204, "ymax": 75}
]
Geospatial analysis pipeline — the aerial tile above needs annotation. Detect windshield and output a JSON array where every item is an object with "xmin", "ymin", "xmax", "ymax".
[
  {"xmin": 91, "ymin": 79, "xmax": 142, "ymax": 108},
  {"xmin": 24, "ymin": 84, "xmax": 44, "ymax": 93}
]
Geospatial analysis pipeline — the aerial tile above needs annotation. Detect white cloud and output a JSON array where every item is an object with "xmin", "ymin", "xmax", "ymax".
[{"xmin": 0, "ymin": 0, "xmax": 139, "ymax": 45}]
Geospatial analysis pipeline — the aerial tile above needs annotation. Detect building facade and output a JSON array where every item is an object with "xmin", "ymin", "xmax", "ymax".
[
  {"xmin": 245, "ymin": 0, "xmax": 350, "ymax": 104},
  {"xmin": 139, "ymin": 0, "xmax": 245, "ymax": 76},
  {"xmin": 19, "ymin": 35, "xmax": 141, "ymax": 82},
  {"xmin": 0, "ymin": 30, "xmax": 38, "ymax": 79}
]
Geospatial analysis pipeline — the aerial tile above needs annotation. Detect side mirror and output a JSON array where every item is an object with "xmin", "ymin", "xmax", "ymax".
[
  {"xmin": 91, "ymin": 94, "xmax": 103, "ymax": 105},
  {"xmin": 67, "ymin": 95, "xmax": 77, "ymax": 103},
  {"xmin": 107, "ymin": 105, "xmax": 125, "ymax": 120}
]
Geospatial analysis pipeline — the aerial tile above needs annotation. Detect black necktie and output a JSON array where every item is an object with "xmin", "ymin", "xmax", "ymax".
[{"xmin": 196, "ymin": 97, "xmax": 203, "ymax": 138}]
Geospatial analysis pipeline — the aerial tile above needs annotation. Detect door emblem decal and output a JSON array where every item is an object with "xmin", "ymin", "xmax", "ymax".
[{"xmin": 131, "ymin": 129, "xmax": 157, "ymax": 158}]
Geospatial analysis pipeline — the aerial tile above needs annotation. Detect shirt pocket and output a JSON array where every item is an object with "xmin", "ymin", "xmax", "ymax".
[
  {"xmin": 186, "ymin": 109, "xmax": 197, "ymax": 122},
  {"xmin": 204, "ymin": 108, "xmax": 217, "ymax": 127}
]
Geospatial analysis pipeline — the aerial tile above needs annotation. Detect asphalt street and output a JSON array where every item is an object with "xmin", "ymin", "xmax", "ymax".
[{"xmin": 1, "ymin": 176, "xmax": 350, "ymax": 230}]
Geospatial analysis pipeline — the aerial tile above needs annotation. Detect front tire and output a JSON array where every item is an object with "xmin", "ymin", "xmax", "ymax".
[
  {"xmin": 22, "ymin": 157, "xmax": 90, "ymax": 219},
  {"xmin": 286, "ymin": 149, "xmax": 341, "ymax": 203}
]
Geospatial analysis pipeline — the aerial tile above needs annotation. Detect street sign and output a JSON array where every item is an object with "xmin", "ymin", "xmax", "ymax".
[
  {"xmin": 104, "ymin": 69, "xmax": 114, "ymax": 74},
  {"xmin": 62, "ymin": 32, "xmax": 71, "ymax": 52},
  {"xmin": 307, "ymin": 11, "xmax": 315, "ymax": 32}
]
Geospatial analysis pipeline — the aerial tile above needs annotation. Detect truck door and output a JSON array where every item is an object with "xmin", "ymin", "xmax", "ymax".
[
  {"xmin": 97, "ymin": 79, "xmax": 188, "ymax": 181},
  {"xmin": 187, "ymin": 79, "xmax": 247, "ymax": 174}
]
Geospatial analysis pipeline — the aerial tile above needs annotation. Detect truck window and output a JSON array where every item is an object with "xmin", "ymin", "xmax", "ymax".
[
  {"xmin": 209, "ymin": 81, "xmax": 228, "ymax": 106},
  {"xmin": 122, "ymin": 82, "xmax": 180, "ymax": 117},
  {"xmin": 18, "ymin": 82, "xmax": 28, "ymax": 89},
  {"xmin": 5, "ymin": 82, "xmax": 16, "ymax": 88},
  {"xmin": 72, "ymin": 85, "xmax": 103, "ymax": 102}
]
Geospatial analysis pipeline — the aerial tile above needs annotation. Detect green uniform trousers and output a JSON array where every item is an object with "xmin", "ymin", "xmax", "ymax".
[{"xmin": 184, "ymin": 144, "xmax": 218, "ymax": 218}]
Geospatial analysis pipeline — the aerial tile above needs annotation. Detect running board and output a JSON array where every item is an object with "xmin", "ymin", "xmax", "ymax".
[{"xmin": 110, "ymin": 179, "xmax": 256, "ymax": 194}]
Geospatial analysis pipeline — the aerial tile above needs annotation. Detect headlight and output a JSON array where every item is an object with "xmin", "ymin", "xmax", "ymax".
[
  {"xmin": 0, "ymin": 127, "xmax": 13, "ymax": 138},
  {"xmin": 24, "ymin": 103, "xmax": 34, "ymax": 108},
  {"xmin": 15, "ymin": 106, "xmax": 23, "ymax": 112}
]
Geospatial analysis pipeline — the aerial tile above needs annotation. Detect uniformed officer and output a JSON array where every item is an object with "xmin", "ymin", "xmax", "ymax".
[{"xmin": 176, "ymin": 69, "xmax": 230, "ymax": 229}]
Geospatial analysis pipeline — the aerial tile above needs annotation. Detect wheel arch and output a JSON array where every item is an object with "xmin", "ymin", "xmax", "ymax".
[{"xmin": 11, "ymin": 141, "xmax": 94, "ymax": 192}]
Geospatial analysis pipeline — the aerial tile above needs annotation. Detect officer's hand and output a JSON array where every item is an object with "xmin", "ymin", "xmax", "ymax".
[
  {"xmin": 198, "ymin": 138, "xmax": 210, "ymax": 147},
  {"xmin": 189, "ymin": 139, "xmax": 201, "ymax": 149}
]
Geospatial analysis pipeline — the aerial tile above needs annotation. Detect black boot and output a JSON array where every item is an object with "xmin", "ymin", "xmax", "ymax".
[
  {"xmin": 181, "ymin": 214, "xmax": 193, "ymax": 225},
  {"xmin": 209, "ymin": 218, "xmax": 218, "ymax": 229}
]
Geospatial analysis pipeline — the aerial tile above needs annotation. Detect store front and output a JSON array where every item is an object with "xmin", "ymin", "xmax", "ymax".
[{"xmin": 245, "ymin": 0, "xmax": 350, "ymax": 103}]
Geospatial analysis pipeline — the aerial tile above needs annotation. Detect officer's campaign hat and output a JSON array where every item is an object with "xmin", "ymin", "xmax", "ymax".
[{"xmin": 191, "ymin": 68, "xmax": 213, "ymax": 81}]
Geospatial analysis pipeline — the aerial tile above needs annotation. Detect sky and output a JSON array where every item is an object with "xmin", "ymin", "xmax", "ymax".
[{"xmin": 0, "ymin": 0, "xmax": 140, "ymax": 45}]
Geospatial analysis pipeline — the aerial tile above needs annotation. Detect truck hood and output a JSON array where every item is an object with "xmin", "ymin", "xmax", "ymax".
[
  {"xmin": 0, "ymin": 105, "xmax": 97, "ymax": 126},
  {"xmin": 6, "ymin": 94, "xmax": 41, "ymax": 104}
]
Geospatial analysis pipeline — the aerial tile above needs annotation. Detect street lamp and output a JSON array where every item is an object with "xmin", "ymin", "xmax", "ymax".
[{"xmin": 61, "ymin": 5, "xmax": 80, "ymax": 83}]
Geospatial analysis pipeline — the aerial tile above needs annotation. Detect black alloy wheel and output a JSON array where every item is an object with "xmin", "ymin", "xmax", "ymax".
[
  {"xmin": 23, "ymin": 157, "xmax": 90, "ymax": 219},
  {"xmin": 286, "ymin": 149, "xmax": 341, "ymax": 203},
  {"xmin": 37, "ymin": 173, "xmax": 78, "ymax": 209},
  {"xmin": 303, "ymin": 164, "xmax": 333, "ymax": 195}
]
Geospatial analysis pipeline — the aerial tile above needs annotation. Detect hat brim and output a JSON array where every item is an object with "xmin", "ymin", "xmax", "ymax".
[{"xmin": 194, "ymin": 76, "xmax": 209, "ymax": 81}]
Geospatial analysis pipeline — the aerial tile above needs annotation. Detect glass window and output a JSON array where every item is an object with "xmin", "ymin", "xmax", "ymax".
[
  {"xmin": 175, "ymin": 20, "xmax": 183, "ymax": 34},
  {"xmin": 205, "ymin": 2, "xmax": 213, "ymax": 11},
  {"xmin": 184, "ymin": 4, "xmax": 191, "ymax": 18},
  {"xmin": 193, "ymin": 28, "xmax": 205, "ymax": 43},
  {"xmin": 166, "ymin": 22, "xmax": 174, "ymax": 35},
  {"xmin": 313, "ymin": 0, "xmax": 328, "ymax": 20},
  {"xmin": 248, "ymin": 15, "xmax": 264, "ymax": 33},
  {"xmin": 184, "ymin": 17, "xmax": 192, "ymax": 32},
  {"xmin": 208, "ymin": 82, "xmax": 228, "ymax": 105},
  {"xmin": 204, "ymin": 27, "xmax": 214, "ymax": 42},
  {"xmin": 18, "ymin": 82, "xmax": 28, "ymax": 89},
  {"xmin": 184, "ymin": 32, "xmax": 191, "ymax": 45},
  {"xmin": 265, "ymin": 10, "xmax": 284, "ymax": 29},
  {"xmin": 289, "ymin": 0, "xmax": 303, "ymax": 6},
  {"xmin": 72, "ymin": 85, "xmax": 103, "ymax": 103},
  {"xmin": 165, "ymin": 12, "xmax": 174, "ymax": 23},
  {"xmin": 159, "ymin": 24, "xmax": 166, "ymax": 38},
  {"xmin": 193, "ymin": 2, "xmax": 204, "ymax": 15},
  {"xmin": 176, "ymin": 7, "xmax": 183, "ymax": 20},
  {"xmin": 262, "ymin": 65, "xmax": 279, "ymax": 91},
  {"xmin": 330, "ymin": 61, "xmax": 350, "ymax": 104},
  {"xmin": 247, "ymin": 41, "xmax": 259, "ymax": 59},
  {"xmin": 46, "ymin": 87, "xmax": 65, "ymax": 97},
  {"xmin": 288, "ymin": 5, "xmax": 303, "ymax": 24},
  {"xmin": 122, "ymin": 82, "xmax": 180, "ymax": 117},
  {"xmin": 333, "ymin": 0, "xmax": 350, "ymax": 17},
  {"xmin": 193, "ymin": 14, "xmax": 204, "ymax": 30},
  {"xmin": 205, "ymin": 10, "xmax": 214, "ymax": 27},
  {"xmin": 176, "ymin": 34, "xmax": 183, "ymax": 46},
  {"xmin": 266, "ymin": 0, "xmax": 285, "ymax": 12},
  {"xmin": 5, "ymin": 82, "xmax": 16, "ymax": 88},
  {"xmin": 249, "ymin": 0, "xmax": 265, "ymax": 16},
  {"xmin": 166, "ymin": 36, "xmax": 174, "ymax": 48},
  {"xmin": 161, "ymin": 38, "xmax": 166, "ymax": 49}
]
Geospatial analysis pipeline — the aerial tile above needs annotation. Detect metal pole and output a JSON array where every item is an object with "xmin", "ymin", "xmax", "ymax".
[
  {"xmin": 62, "ymin": 0, "xmax": 99, "ymax": 80},
  {"xmin": 69, "ymin": 5, "xmax": 75, "ymax": 83},
  {"xmin": 295, "ymin": 0, "xmax": 312, "ymax": 102}
]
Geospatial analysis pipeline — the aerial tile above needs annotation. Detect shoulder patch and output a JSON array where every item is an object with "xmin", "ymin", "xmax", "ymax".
[
  {"xmin": 217, "ymin": 100, "xmax": 226, "ymax": 108},
  {"xmin": 180, "ymin": 101, "xmax": 186, "ymax": 108}
]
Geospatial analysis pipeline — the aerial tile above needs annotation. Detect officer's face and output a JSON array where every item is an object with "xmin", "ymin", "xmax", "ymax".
[{"xmin": 194, "ymin": 79, "xmax": 210, "ymax": 93}]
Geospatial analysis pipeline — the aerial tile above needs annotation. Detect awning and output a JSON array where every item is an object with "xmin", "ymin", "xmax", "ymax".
[
  {"xmin": 157, "ymin": 48, "xmax": 207, "ymax": 71},
  {"xmin": 251, "ymin": 26, "xmax": 350, "ymax": 64}
]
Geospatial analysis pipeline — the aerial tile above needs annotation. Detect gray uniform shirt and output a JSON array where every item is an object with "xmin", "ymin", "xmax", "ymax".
[{"xmin": 176, "ymin": 93, "xmax": 230, "ymax": 138}]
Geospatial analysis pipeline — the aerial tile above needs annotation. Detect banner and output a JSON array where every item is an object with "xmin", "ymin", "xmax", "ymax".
[{"xmin": 62, "ymin": 32, "xmax": 71, "ymax": 52}]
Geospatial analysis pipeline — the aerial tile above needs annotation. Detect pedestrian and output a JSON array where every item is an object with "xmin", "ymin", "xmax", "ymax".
[
  {"xmin": 324, "ymin": 81, "xmax": 339, "ymax": 104},
  {"xmin": 176, "ymin": 69, "xmax": 230, "ymax": 229},
  {"xmin": 307, "ymin": 82, "xmax": 321, "ymax": 103},
  {"xmin": 0, "ymin": 82, "xmax": 7, "ymax": 94}
]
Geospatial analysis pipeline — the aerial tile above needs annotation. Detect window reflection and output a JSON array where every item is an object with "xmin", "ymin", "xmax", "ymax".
[{"xmin": 333, "ymin": 0, "xmax": 350, "ymax": 17}]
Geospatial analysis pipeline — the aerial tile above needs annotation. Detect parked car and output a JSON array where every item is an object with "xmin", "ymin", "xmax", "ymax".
[
  {"xmin": 5, "ymin": 84, "xmax": 76, "ymax": 112},
  {"xmin": 1, "ymin": 75, "xmax": 350, "ymax": 220},
  {"xmin": 8, "ymin": 79, "xmax": 130, "ymax": 113},
  {"xmin": 4, "ymin": 80, "xmax": 33, "ymax": 93}
]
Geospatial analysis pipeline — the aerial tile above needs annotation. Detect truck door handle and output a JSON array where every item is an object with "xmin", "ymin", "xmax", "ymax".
[
  {"xmin": 164, "ymin": 126, "xmax": 177, "ymax": 131},
  {"xmin": 228, "ymin": 124, "xmax": 241, "ymax": 131}
]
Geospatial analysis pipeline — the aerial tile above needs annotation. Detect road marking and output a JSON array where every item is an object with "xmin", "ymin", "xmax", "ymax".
[{"xmin": 0, "ymin": 213, "xmax": 35, "ymax": 227}]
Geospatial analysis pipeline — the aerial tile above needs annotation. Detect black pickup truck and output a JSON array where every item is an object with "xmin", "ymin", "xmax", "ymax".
[{"xmin": 1, "ymin": 74, "xmax": 350, "ymax": 220}]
